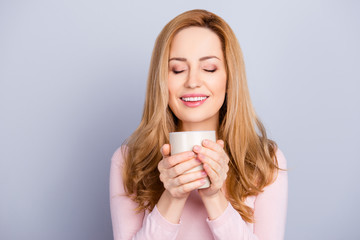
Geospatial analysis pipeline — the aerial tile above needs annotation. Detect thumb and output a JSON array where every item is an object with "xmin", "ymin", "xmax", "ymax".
[
  {"xmin": 160, "ymin": 144, "xmax": 171, "ymax": 157},
  {"xmin": 217, "ymin": 140, "xmax": 225, "ymax": 148}
]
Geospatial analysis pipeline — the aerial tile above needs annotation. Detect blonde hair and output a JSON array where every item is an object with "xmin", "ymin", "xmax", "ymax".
[{"xmin": 122, "ymin": 9, "xmax": 280, "ymax": 223}]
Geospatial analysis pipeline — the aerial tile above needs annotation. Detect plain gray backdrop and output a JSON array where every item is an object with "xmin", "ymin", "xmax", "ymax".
[{"xmin": 1, "ymin": 0, "xmax": 359, "ymax": 239}]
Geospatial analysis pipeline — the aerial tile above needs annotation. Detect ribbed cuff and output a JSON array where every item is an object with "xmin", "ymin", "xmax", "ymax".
[
  {"xmin": 206, "ymin": 202, "xmax": 238, "ymax": 228},
  {"xmin": 151, "ymin": 205, "xmax": 181, "ymax": 233}
]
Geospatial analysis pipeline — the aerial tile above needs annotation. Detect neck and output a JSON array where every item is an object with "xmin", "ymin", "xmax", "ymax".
[{"xmin": 178, "ymin": 117, "xmax": 219, "ymax": 132}]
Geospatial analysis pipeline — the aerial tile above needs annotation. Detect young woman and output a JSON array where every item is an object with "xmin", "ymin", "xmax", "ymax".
[{"xmin": 110, "ymin": 9, "xmax": 288, "ymax": 240}]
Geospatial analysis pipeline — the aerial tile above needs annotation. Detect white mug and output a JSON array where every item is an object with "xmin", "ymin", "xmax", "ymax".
[{"xmin": 169, "ymin": 130, "xmax": 216, "ymax": 189}]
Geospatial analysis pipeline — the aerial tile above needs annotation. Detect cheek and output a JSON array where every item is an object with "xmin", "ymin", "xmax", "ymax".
[
  {"xmin": 167, "ymin": 78, "xmax": 180, "ymax": 108},
  {"xmin": 213, "ymin": 73, "xmax": 227, "ymax": 96},
  {"xmin": 167, "ymin": 80, "xmax": 176, "ymax": 99},
  {"xmin": 168, "ymin": 76, "xmax": 184, "ymax": 96}
]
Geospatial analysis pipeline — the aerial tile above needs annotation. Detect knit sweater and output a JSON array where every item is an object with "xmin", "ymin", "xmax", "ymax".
[{"xmin": 110, "ymin": 147, "xmax": 288, "ymax": 240}]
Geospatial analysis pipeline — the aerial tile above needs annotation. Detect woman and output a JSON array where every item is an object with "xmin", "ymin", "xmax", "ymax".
[{"xmin": 110, "ymin": 9, "xmax": 288, "ymax": 240}]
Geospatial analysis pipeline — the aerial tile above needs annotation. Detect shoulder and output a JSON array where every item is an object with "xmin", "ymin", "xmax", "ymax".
[
  {"xmin": 111, "ymin": 145, "xmax": 128, "ymax": 167},
  {"xmin": 274, "ymin": 147, "xmax": 287, "ymax": 170}
]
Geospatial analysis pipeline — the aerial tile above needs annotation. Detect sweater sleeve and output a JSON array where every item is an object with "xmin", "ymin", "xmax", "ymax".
[
  {"xmin": 253, "ymin": 149, "xmax": 288, "ymax": 239},
  {"xmin": 206, "ymin": 148, "xmax": 288, "ymax": 240},
  {"xmin": 109, "ymin": 146, "xmax": 181, "ymax": 240}
]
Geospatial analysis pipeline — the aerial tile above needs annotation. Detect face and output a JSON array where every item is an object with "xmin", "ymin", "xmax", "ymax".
[{"xmin": 168, "ymin": 26, "xmax": 227, "ymax": 131}]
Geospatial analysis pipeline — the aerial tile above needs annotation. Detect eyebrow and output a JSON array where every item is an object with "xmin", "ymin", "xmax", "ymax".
[{"xmin": 168, "ymin": 56, "xmax": 220, "ymax": 62}]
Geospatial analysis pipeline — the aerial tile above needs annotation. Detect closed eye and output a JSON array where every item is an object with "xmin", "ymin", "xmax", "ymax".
[
  {"xmin": 173, "ymin": 70, "xmax": 185, "ymax": 74},
  {"xmin": 204, "ymin": 69, "xmax": 216, "ymax": 73}
]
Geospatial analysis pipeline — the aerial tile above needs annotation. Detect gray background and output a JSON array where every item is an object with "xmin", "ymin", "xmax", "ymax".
[{"xmin": 1, "ymin": 0, "xmax": 359, "ymax": 239}]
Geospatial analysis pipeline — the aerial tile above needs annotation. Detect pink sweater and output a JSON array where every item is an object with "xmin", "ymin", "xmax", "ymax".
[{"xmin": 110, "ymin": 147, "xmax": 288, "ymax": 240}]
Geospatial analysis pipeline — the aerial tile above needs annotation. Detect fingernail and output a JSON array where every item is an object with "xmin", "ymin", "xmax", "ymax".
[
  {"xmin": 188, "ymin": 152, "xmax": 195, "ymax": 157},
  {"xmin": 203, "ymin": 139, "xmax": 208, "ymax": 145},
  {"xmin": 193, "ymin": 145, "xmax": 200, "ymax": 151},
  {"xmin": 201, "ymin": 171, "xmax": 207, "ymax": 176}
]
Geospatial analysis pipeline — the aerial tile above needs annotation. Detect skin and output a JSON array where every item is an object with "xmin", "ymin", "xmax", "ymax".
[{"xmin": 157, "ymin": 27, "xmax": 231, "ymax": 223}]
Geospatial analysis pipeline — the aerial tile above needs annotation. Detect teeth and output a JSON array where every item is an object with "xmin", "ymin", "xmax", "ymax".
[{"xmin": 182, "ymin": 96, "xmax": 207, "ymax": 102}]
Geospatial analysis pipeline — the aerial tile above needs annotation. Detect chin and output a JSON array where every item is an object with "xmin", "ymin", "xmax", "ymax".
[{"xmin": 178, "ymin": 114, "xmax": 214, "ymax": 125}]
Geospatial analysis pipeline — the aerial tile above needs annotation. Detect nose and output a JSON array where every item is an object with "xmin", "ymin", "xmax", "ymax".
[{"xmin": 185, "ymin": 68, "xmax": 202, "ymax": 89}]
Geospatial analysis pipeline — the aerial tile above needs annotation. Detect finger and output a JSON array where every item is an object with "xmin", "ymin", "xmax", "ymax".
[
  {"xmin": 193, "ymin": 144, "xmax": 222, "ymax": 165},
  {"xmin": 202, "ymin": 139, "xmax": 224, "ymax": 152},
  {"xmin": 197, "ymin": 153, "xmax": 222, "ymax": 174},
  {"xmin": 172, "ymin": 178, "xmax": 207, "ymax": 196},
  {"xmin": 157, "ymin": 159, "xmax": 164, "ymax": 172},
  {"xmin": 163, "ymin": 151, "xmax": 195, "ymax": 169},
  {"xmin": 160, "ymin": 144, "xmax": 171, "ymax": 157},
  {"xmin": 217, "ymin": 140, "xmax": 224, "ymax": 148},
  {"xmin": 203, "ymin": 163, "xmax": 221, "ymax": 188},
  {"xmin": 168, "ymin": 157, "xmax": 202, "ymax": 178},
  {"xmin": 174, "ymin": 170, "xmax": 207, "ymax": 186}
]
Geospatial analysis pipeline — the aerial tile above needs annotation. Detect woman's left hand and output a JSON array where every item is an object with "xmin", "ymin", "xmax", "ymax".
[{"xmin": 193, "ymin": 139, "xmax": 230, "ymax": 198}]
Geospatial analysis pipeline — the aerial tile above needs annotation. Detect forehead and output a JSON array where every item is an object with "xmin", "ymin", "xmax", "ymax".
[{"xmin": 169, "ymin": 26, "xmax": 224, "ymax": 59}]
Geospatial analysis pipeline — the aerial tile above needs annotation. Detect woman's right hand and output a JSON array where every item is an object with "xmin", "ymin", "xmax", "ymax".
[{"xmin": 158, "ymin": 144, "xmax": 208, "ymax": 199}]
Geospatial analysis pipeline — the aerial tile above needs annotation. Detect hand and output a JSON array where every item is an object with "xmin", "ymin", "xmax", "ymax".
[
  {"xmin": 158, "ymin": 144, "xmax": 209, "ymax": 199},
  {"xmin": 193, "ymin": 139, "xmax": 230, "ymax": 198}
]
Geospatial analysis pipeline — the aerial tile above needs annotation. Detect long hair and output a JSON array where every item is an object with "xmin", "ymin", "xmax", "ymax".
[{"xmin": 122, "ymin": 9, "xmax": 280, "ymax": 223}]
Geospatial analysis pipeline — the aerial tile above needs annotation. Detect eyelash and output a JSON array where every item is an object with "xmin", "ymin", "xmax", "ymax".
[{"xmin": 172, "ymin": 69, "xmax": 216, "ymax": 74}]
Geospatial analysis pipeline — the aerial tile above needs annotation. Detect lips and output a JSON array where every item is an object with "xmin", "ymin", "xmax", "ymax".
[{"xmin": 180, "ymin": 94, "xmax": 209, "ymax": 107}]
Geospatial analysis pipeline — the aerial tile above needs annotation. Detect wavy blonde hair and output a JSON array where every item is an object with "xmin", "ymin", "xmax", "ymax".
[{"xmin": 122, "ymin": 9, "xmax": 280, "ymax": 223}]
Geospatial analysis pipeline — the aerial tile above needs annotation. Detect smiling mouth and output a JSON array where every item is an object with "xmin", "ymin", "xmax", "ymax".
[
  {"xmin": 180, "ymin": 96, "xmax": 209, "ymax": 102},
  {"xmin": 179, "ymin": 95, "xmax": 209, "ymax": 108}
]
